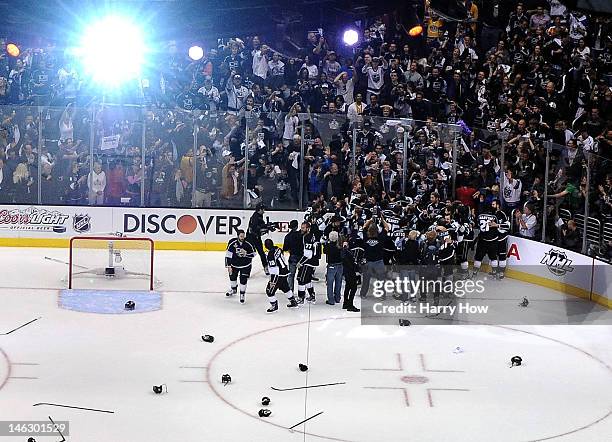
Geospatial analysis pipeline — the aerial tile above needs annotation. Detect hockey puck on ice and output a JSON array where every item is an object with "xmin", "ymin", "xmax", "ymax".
[
  {"xmin": 153, "ymin": 385, "xmax": 163, "ymax": 394},
  {"xmin": 261, "ymin": 396, "xmax": 271, "ymax": 406},
  {"xmin": 125, "ymin": 300, "xmax": 135, "ymax": 310},
  {"xmin": 399, "ymin": 319, "xmax": 411, "ymax": 326},
  {"xmin": 222, "ymin": 374, "xmax": 232, "ymax": 385},
  {"xmin": 298, "ymin": 363, "xmax": 308, "ymax": 372},
  {"xmin": 201, "ymin": 334, "xmax": 214, "ymax": 343}
]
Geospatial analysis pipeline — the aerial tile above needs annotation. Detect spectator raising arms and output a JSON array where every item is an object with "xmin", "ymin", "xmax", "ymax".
[{"xmin": 0, "ymin": 1, "xmax": 609, "ymax": 264}]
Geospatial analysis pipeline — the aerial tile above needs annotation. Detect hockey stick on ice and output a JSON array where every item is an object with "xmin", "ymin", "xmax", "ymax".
[
  {"xmin": 288, "ymin": 411, "xmax": 324, "ymax": 430},
  {"xmin": 34, "ymin": 403, "xmax": 114, "ymax": 413},
  {"xmin": 271, "ymin": 382, "xmax": 346, "ymax": 391},
  {"xmin": 48, "ymin": 415, "xmax": 66, "ymax": 442},
  {"xmin": 1, "ymin": 317, "xmax": 41, "ymax": 335},
  {"xmin": 44, "ymin": 256, "xmax": 89, "ymax": 270}
]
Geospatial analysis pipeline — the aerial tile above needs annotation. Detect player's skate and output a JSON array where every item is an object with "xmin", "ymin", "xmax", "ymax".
[
  {"xmin": 287, "ymin": 298, "xmax": 299, "ymax": 308},
  {"xmin": 266, "ymin": 301, "xmax": 278, "ymax": 313}
]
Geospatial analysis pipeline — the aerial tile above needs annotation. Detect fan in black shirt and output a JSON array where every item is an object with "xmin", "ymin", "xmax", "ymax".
[{"xmin": 359, "ymin": 218, "xmax": 388, "ymax": 299}]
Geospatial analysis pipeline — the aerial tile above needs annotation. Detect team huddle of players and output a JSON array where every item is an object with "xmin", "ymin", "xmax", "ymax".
[{"xmin": 224, "ymin": 195, "xmax": 510, "ymax": 313}]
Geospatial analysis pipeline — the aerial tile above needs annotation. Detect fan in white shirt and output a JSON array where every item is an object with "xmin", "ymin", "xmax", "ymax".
[
  {"xmin": 347, "ymin": 93, "xmax": 366, "ymax": 123},
  {"xmin": 333, "ymin": 69, "xmax": 354, "ymax": 105},
  {"xmin": 88, "ymin": 162, "xmax": 107, "ymax": 205},
  {"xmin": 502, "ymin": 169, "xmax": 522, "ymax": 209},
  {"xmin": 361, "ymin": 57, "xmax": 387, "ymax": 104},
  {"xmin": 252, "ymin": 45, "xmax": 270, "ymax": 81},
  {"xmin": 197, "ymin": 78, "xmax": 220, "ymax": 111},
  {"xmin": 282, "ymin": 103, "xmax": 301, "ymax": 146},
  {"xmin": 515, "ymin": 205, "xmax": 538, "ymax": 238},
  {"xmin": 268, "ymin": 53, "xmax": 285, "ymax": 77}
]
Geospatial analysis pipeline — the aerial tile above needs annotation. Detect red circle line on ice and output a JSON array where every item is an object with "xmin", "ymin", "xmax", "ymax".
[
  {"xmin": 0, "ymin": 347, "xmax": 11, "ymax": 392},
  {"xmin": 205, "ymin": 317, "xmax": 612, "ymax": 442}
]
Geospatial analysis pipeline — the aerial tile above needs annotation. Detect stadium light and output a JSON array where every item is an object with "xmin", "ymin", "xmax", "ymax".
[
  {"xmin": 6, "ymin": 43, "xmax": 20, "ymax": 57},
  {"xmin": 408, "ymin": 24, "xmax": 423, "ymax": 37},
  {"xmin": 405, "ymin": 6, "xmax": 424, "ymax": 38},
  {"xmin": 188, "ymin": 45, "xmax": 204, "ymax": 61},
  {"xmin": 343, "ymin": 29, "xmax": 359, "ymax": 46},
  {"xmin": 78, "ymin": 16, "xmax": 146, "ymax": 87}
]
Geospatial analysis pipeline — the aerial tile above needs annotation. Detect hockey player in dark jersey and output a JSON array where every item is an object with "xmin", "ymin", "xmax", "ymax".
[
  {"xmin": 382, "ymin": 205, "xmax": 402, "ymax": 233},
  {"xmin": 323, "ymin": 215, "xmax": 349, "ymax": 241},
  {"xmin": 297, "ymin": 221, "xmax": 319, "ymax": 304},
  {"xmin": 390, "ymin": 213, "xmax": 411, "ymax": 242},
  {"xmin": 419, "ymin": 192, "xmax": 445, "ymax": 228},
  {"xmin": 225, "ymin": 230, "xmax": 257, "ymax": 304},
  {"xmin": 403, "ymin": 199, "xmax": 420, "ymax": 231},
  {"xmin": 348, "ymin": 233, "xmax": 365, "ymax": 266},
  {"xmin": 264, "ymin": 239, "xmax": 299, "ymax": 313},
  {"xmin": 420, "ymin": 230, "xmax": 442, "ymax": 304},
  {"xmin": 380, "ymin": 224, "xmax": 397, "ymax": 266},
  {"xmin": 394, "ymin": 229, "xmax": 420, "ymax": 302},
  {"xmin": 348, "ymin": 204, "xmax": 366, "ymax": 237},
  {"xmin": 431, "ymin": 211, "xmax": 456, "ymax": 237},
  {"xmin": 437, "ymin": 227, "xmax": 456, "ymax": 293},
  {"xmin": 306, "ymin": 204, "xmax": 325, "ymax": 282},
  {"xmin": 341, "ymin": 235, "xmax": 361, "ymax": 312},
  {"xmin": 471, "ymin": 203, "xmax": 499, "ymax": 278},
  {"xmin": 380, "ymin": 206, "xmax": 402, "ymax": 265},
  {"xmin": 491, "ymin": 199, "xmax": 510, "ymax": 279},
  {"xmin": 455, "ymin": 205, "xmax": 474, "ymax": 279},
  {"xmin": 247, "ymin": 203, "xmax": 270, "ymax": 275}
]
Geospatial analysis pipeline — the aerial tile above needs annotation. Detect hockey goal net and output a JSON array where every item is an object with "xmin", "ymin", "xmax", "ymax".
[{"xmin": 69, "ymin": 236, "xmax": 156, "ymax": 290}]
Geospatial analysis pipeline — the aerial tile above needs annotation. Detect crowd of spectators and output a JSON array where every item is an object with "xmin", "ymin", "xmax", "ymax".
[{"xmin": 0, "ymin": 0, "xmax": 610, "ymax": 256}]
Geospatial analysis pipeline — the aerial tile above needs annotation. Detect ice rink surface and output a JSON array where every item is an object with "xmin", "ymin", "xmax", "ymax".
[{"xmin": 0, "ymin": 247, "xmax": 611, "ymax": 442}]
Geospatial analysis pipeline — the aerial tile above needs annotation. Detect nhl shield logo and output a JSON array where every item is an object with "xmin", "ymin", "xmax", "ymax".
[
  {"xmin": 73, "ymin": 214, "xmax": 91, "ymax": 233},
  {"xmin": 540, "ymin": 249, "xmax": 574, "ymax": 276}
]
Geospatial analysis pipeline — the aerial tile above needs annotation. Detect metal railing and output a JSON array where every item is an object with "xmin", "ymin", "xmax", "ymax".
[{"xmin": 0, "ymin": 103, "xmax": 608, "ymax": 258}]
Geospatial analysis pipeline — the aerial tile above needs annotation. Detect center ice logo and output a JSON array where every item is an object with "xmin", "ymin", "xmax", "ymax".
[{"xmin": 540, "ymin": 249, "xmax": 574, "ymax": 276}]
